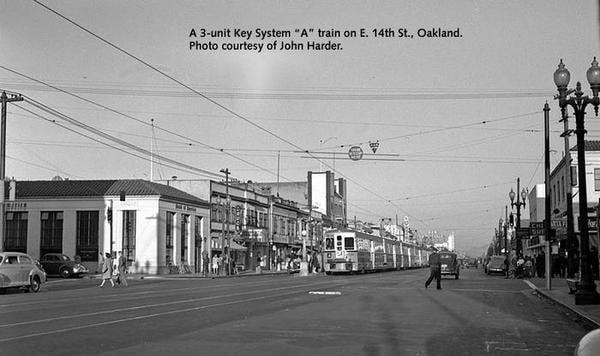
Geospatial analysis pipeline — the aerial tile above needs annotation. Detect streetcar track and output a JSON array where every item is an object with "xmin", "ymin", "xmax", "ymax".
[
  {"xmin": 0, "ymin": 276, "xmax": 315, "ymax": 310},
  {"xmin": 0, "ymin": 279, "xmax": 341, "ymax": 329},
  {"xmin": 0, "ymin": 269, "xmax": 444, "ymax": 344},
  {"xmin": 0, "ymin": 287, "xmax": 321, "ymax": 343}
]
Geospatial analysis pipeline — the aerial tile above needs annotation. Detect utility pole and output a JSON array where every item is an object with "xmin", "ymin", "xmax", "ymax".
[
  {"xmin": 559, "ymin": 111, "xmax": 577, "ymax": 278},
  {"xmin": 150, "ymin": 118, "xmax": 154, "ymax": 182},
  {"xmin": 267, "ymin": 196, "xmax": 272, "ymax": 271},
  {"xmin": 276, "ymin": 151, "xmax": 280, "ymax": 197},
  {"xmin": 544, "ymin": 103, "xmax": 552, "ymax": 290},
  {"xmin": 220, "ymin": 168, "xmax": 231, "ymax": 275},
  {"xmin": 0, "ymin": 91, "xmax": 23, "ymax": 249}
]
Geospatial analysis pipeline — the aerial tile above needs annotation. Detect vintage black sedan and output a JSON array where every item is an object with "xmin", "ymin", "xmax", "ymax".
[{"xmin": 40, "ymin": 253, "xmax": 89, "ymax": 278}]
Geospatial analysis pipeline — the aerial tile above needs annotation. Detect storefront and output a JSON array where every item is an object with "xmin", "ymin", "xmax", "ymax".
[{"xmin": 2, "ymin": 179, "xmax": 210, "ymax": 274}]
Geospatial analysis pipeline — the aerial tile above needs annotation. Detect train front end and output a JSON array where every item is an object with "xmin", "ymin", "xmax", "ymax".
[{"xmin": 323, "ymin": 231, "xmax": 359, "ymax": 274}]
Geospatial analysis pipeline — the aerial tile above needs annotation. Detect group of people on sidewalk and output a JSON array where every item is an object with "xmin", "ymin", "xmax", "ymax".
[
  {"xmin": 98, "ymin": 251, "xmax": 128, "ymax": 288},
  {"xmin": 505, "ymin": 253, "xmax": 538, "ymax": 279},
  {"xmin": 203, "ymin": 251, "xmax": 237, "ymax": 277}
]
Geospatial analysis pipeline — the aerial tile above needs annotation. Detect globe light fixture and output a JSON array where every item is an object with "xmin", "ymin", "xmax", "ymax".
[{"xmin": 554, "ymin": 58, "xmax": 600, "ymax": 305}]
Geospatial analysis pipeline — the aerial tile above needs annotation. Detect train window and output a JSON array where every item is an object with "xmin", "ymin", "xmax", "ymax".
[
  {"xmin": 344, "ymin": 237, "xmax": 355, "ymax": 250},
  {"xmin": 325, "ymin": 237, "xmax": 334, "ymax": 250}
]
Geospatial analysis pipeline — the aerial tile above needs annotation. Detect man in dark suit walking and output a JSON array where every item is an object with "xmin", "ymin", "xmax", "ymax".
[{"xmin": 425, "ymin": 250, "xmax": 442, "ymax": 290}]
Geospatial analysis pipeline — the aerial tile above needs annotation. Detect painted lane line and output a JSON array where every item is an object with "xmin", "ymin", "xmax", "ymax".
[
  {"xmin": 308, "ymin": 291, "xmax": 341, "ymax": 295},
  {"xmin": 0, "ymin": 279, "xmax": 340, "ymax": 328},
  {"xmin": 0, "ymin": 288, "xmax": 315, "ymax": 342}
]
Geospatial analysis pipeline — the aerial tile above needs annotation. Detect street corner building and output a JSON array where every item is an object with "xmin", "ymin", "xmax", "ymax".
[{"xmin": 1, "ymin": 179, "xmax": 210, "ymax": 275}]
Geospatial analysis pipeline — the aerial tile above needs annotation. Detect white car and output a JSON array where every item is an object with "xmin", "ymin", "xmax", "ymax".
[{"xmin": 0, "ymin": 252, "xmax": 47, "ymax": 293}]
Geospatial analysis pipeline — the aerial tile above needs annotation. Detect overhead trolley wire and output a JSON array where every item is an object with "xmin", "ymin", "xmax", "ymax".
[
  {"xmin": 30, "ymin": 0, "xmax": 431, "ymax": 229},
  {"xmin": 15, "ymin": 101, "xmax": 220, "ymax": 179},
  {"xmin": 318, "ymin": 111, "xmax": 542, "ymax": 150},
  {"xmin": 0, "ymin": 66, "xmax": 294, "ymax": 183},
  {"xmin": 0, "ymin": 80, "xmax": 555, "ymax": 101}
]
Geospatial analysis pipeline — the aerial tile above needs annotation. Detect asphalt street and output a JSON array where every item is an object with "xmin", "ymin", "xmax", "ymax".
[{"xmin": 0, "ymin": 268, "xmax": 590, "ymax": 355}]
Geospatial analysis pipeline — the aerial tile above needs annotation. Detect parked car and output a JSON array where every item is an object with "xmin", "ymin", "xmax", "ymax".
[
  {"xmin": 439, "ymin": 252, "xmax": 460, "ymax": 279},
  {"xmin": 465, "ymin": 258, "xmax": 478, "ymax": 269},
  {"xmin": 40, "ymin": 253, "xmax": 89, "ymax": 278},
  {"xmin": 0, "ymin": 252, "xmax": 46, "ymax": 293},
  {"xmin": 485, "ymin": 255, "xmax": 507, "ymax": 275}
]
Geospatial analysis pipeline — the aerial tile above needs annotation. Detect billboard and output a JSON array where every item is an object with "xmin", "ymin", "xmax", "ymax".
[{"xmin": 309, "ymin": 172, "xmax": 328, "ymax": 215}]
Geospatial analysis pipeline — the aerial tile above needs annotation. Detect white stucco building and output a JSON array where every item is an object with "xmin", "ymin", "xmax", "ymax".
[{"xmin": 2, "ymin": 179, "xmax": 210, "ymax": 274}]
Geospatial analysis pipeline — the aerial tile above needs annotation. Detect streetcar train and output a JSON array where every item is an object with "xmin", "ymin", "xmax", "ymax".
[{"xmin": 323, "ymin": 229, "xmax": 431, "ymax": 274}]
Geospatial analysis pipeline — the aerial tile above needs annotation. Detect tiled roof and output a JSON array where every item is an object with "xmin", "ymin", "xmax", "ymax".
[
  {"xmin": 570, "ymin": 140, "xmax": 600, "ymax": 151},
  {"xmin": 6, "ymin": 179, "xmax": 209, "ymax": 206}
]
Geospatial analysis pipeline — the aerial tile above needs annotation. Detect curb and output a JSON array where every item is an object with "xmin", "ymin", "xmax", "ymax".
[
  {"xmin": 524, "ymin": 280, "xmax": 600, "ymax": 330},
  {"xmin": 139, "ymin": 270, "xmax": 300, "ymax": 280}
]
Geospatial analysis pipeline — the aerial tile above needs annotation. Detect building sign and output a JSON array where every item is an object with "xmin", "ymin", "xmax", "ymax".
[
  {"xmin": 530, "ymin": 222, "xmax": 544, "ymax": 236},
  {"xmin": 4, "ymin": 202, "xmax": 27, "ymax": 210},
  {"xmin": 576, "ymin": 216, "xmax": 598, "ymax": 232},
  {"xmin": 531, "ymin": 220, "xmax": 568, "ymax": 235},
  {"xmin": 589, "ymin": 218, "xmax": 598, "ymax": 231},
  {"xmin": 309, "ymin": 172, "xmax": 328, "ymax": 215},
  {"xmin": 175, "ymin": 204, "xmax": 197, "ymax": 212}
]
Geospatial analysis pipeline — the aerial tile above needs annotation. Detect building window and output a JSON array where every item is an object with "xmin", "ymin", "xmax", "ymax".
[
  {"xmin": 595, "ymin": 169, "xmax": 600, "ymax": 191},
  {"xmin": 122, "ymin": 210, "xmax": 136, "ymax": 264},
  {"xmin": 40, "ymin": 211, "xmax": 63, "ymax": 256},
  {"xmin": 4, "ymin": 211, "xmax": 27, "ymax": 253},
  {"xmin": 279, "ymin": 217, "xmax": 284, "ymax": 235},
  {"xmin": 248, "ymin": 209, "xmax": 257, "ymax": 227},
  {"xmin": 211, "ymin": 204, "xmax": 219, "ymax": 222},
  {"xmin": 561, "ymin": 176, "xmax": 565, "ymax": 202},
  {"xmin": 261, "ymin": 212, "xmax": 268, "ymax": 229},
  {"xmin": 194, "ymin": 215, "xmax": 203, "ymax": 249},
  {"xmin": 181, "ymin": 214, "xmax": 189, "ymax": 263},
  {"xmin": 76, "ymin": 211, "xmax": 99, "ymax": 262},
  {"xmin": 166, "ymin": 211, "xmax": 175, "ymax": 265},
  {"xmin": 572, "ymin": 166, "xmax": 578, "ymax": 186}
]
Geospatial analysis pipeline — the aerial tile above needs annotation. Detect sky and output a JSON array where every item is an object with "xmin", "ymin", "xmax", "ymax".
[{"xmin": 1, "ymin": 0, "xmax": 599, "ymax": 254}]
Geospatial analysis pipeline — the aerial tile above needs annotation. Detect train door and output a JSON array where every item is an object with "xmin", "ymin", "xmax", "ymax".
[
  {"xmin": 371, "ymin": 240, "xmax": 375, "ymax": 269},
  {"xmin": 335, "ymin": 234, "xmax": 344, "ymax": 259},
  {"xmin": 382, "ymin": 239, "xmax": 387, "ymax": 265}
]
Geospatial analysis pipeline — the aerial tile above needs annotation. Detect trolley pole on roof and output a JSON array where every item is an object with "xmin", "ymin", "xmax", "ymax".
[{"xmin": 0, "ymin": 91, "xmax": 23, "ymax": 249}]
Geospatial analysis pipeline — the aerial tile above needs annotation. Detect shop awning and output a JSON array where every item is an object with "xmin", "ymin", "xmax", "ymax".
[{"xmin": 228, "ymin": 240, "xmax": 247, "ymax": 251}]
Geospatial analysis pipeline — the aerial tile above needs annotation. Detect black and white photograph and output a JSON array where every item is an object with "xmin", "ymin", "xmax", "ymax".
[{"xmin": 1, "ymin": 1, "xmax": 600, "ymax": 355}]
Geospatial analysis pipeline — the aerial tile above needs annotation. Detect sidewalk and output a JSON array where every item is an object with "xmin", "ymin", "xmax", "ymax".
[
  {"xmin": 85, "ymin": 268, "xmax": 300, "ymax": 280},
  {"xmin": 525, "ymin": 277, "xmax": 600, "ymax": 329}
]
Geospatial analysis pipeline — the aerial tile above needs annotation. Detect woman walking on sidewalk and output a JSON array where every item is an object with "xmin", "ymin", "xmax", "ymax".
[{"xmin": 99, "ymin": 252, "xmax": 115, "ymax": 288}]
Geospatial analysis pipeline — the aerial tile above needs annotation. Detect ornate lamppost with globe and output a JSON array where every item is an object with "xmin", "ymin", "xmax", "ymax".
[
  {"xmin": 553, "ymin": 57, "xmax": 600, "ymax": 304},
  {"xmin": 509, "ymin": 178, "xmax": 527, "ymax": 258}
]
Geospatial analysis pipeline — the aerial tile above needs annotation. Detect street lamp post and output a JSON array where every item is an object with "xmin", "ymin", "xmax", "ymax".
[
  {"xmin": 509, "ymin": 178, "xmax": 527, "ymax": 257},
  {"xmin": 554, "ymin": 58, "xmax": 600, "ymax": 305},
  {"xmin": 504, "ymin": 205, "xmax": 509, "ymax": 261}
]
